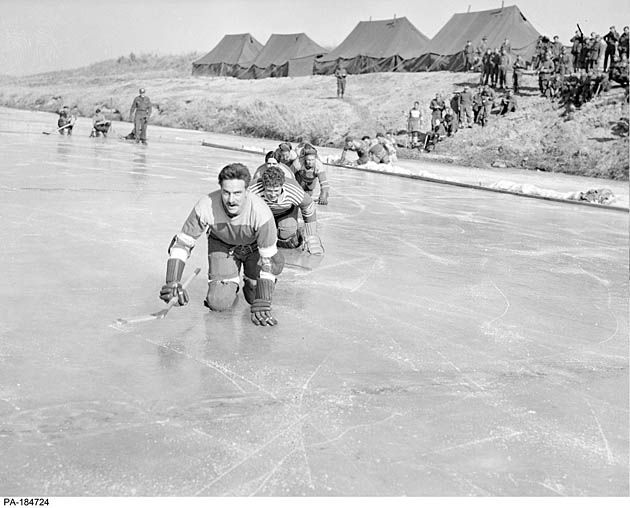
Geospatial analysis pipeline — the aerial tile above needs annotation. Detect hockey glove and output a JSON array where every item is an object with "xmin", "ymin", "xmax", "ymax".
[
  {"xmin": 159, "ymin": 258, "xmax": 189, "ymax": 306},
  {"xmin": 250, "ymin": 278, "xmax": 277, "ymax": 326}
]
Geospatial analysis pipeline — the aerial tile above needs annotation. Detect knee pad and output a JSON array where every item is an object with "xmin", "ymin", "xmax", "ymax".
[
  {"xmin": 204, "ymin": 280, "xmax": 239, "ymax": 311},
  {"xmin": 277, "ymin": 233, "xmax": 302, "ymax": 249}
]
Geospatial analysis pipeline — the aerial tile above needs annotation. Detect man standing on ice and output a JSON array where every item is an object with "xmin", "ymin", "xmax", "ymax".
[
  {"xmin": 248, "ymin": 166, "xmax": 324, "ymax": 255},
  {"xmin": 160, "ymin": 163, "xmax": 284, "ymax": 326},
  {"xmin": 129, "ymin": 87, "xmax": 152, "ymax": 145}
]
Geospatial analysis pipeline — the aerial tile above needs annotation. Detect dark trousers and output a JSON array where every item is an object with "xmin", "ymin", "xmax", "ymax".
[
  {"xmin": 604, "ymin": 48, "xmax": 616, "ymax": 71},
  {"xmin": 336, "ymin": 78, "xmax": 346, "ymax": 97},
  {"xmin": 134, "ymin": 114, "xmax": 149, "ymax": 141}
]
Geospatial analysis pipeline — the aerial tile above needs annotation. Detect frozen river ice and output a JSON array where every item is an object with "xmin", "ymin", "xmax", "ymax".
[{"xmin": 0, "ymin": 108, "xmax": 628, "ymax": 496}]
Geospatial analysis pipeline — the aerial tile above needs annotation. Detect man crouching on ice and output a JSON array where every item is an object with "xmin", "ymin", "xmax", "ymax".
[
  {"xmin": 248, "ymin": 166, "xmax": 324, "ymax": 255},
  {"xmin": 159, "ymin": 163, "xmax": 284, "ymax": 326}
]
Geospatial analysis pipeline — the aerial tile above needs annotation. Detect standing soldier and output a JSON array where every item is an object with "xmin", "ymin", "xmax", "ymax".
[
  {"xmin": 407, "ymin": 101, "xmax": 423, "ymax": 147},
  {"xmin": 498, "ymin": 49, "xmax": 512, "ymax": 90},
  {"xmin": 491, "ymin": 48, "xmax": 501, "ymax": 88},
  {"xmin": 619, "ymin": 26, "xmax": 629, "ymax": 61},
  {"xmin": 533, "ymin": 36, "xmax": 545, "ymax": 69},
  {"xmin": 551, "ymin": 36, "xmax": 563, "ymax": 60},
  {"xmin": 334, "ymin": 63, "xmax": 347, "ymax": 99},
  {"xmin": 603, "ymin": 26, "xmax": 620, "ymax": 72},
  {"xmin": 587, "ymin": 34, "xmax": 599, "ymax": 71},
  {"xmin": 512, "ymin": 55, "xmax": 525, "ymax": 94},
  {"xmin": 556, "ymin": 47, "xmax": 571, "ymax": 76},
  {"xmin": 538, "ymin": 54, "xmax": 556, "ymax": 96},
  {"xmin": 449, "ymin": 91, "xmax": 462, "ymax": 128},
  {"xmin": 463, "ymin": 41, "xmax": 474, "ymax": 71},
  {"xmin": 429, "ymin": 93, "xmax": 445, "ymax": 128},
  {"xmin": 596, "ymin": 34, "xmax": 607, "ymax": 72},
  {"xmin": 160, "ymin": 163, "xmax": 284, "ymax": 326},
  {"xmin": 581, "ymin": 36, "xmax": 592, "ymax": 70},
  {"xmin": 570, "ymin": 30, "xmax": 584, "ymax": 71},
  {"xmin": 481, "ymin": 49, "xmax": 493, "ymax": 85},
  {"xmin": 459, "ymin": 86, "xmax": 473, "ymax": 128},
  {"xmin": 129, "ymin": 87, "xmax": 152, "ymax": 145},
  {"xmin": 476, "ymin": 36, "xmax": 488, "ymax": 61},
  {"xmin": 500, "ymin": 37, "xmax": 512, "ymax": 54}
]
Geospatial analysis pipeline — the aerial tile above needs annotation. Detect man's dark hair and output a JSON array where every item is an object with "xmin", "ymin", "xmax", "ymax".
[
  {"xmin": 361, "ymin": 135, "xmax": 371, "ymax": 141},
  {"xmin": 264, "ymin": 151, "xmax": 276, "ymax": 163},
  {"xmin": 218, "ymin": 163, "xmax": 251, "ymax": 187},
  {"xmin": 261, "ymin": 166, "xmax": 285, "ymax": 188}
]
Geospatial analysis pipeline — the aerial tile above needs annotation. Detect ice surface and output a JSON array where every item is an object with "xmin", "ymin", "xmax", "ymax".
[{"xmin": 0, "ymin": 109, "xmax": 628, "ymax": 496}]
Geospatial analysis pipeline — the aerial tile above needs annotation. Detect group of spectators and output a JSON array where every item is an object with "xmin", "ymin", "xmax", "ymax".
[
  {"xmin": 535, "ymin": 26, "xmax": 629, "ymax": 107},
  {"xmin": 405, "ymin": 85, "xmax": 517, "ymax": 152},
  {"xmin": 463, "ymin": 37, "xmax": 526, "ymax": 92},
  {"xmin": 338, "ymin": 133, "xmax": 399, "ymax": 165}
]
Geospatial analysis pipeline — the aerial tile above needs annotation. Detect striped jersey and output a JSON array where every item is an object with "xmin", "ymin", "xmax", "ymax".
[
  {"xmin": 248, "ymin": 179, "xmax": 316, "ymax": 224},
  {"xmin": 169, "ymin": 189, "xmax": 278, "ymax": 261}
]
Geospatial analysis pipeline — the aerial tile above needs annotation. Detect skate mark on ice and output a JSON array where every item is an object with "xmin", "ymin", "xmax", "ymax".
[
  {"xmin": 193, "ymin": 414, "xmax": 308, "ymax": 496},
  {"xmin": 586, "ymin": 399, "xmax": 614, "ymax": 464},
  {"xmin": 308, "ymin": 412, "xmax": 401, "ymax": 448}
]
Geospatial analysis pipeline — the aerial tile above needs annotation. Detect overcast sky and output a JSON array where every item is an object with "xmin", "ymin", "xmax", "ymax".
[{"xmin": 1, "ymin": 0, "xmax": 628, "ymax": 76}]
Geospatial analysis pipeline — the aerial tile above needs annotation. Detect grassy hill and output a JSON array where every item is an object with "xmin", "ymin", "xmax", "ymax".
[{"xmin": 0, "ymin": 52, "xmax": 627, "ymax": 180}]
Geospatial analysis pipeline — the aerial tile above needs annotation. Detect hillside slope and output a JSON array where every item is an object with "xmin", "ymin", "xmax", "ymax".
[{"xmin": 0, "ymin": 53, "xmax": 627, "ymax": 179}]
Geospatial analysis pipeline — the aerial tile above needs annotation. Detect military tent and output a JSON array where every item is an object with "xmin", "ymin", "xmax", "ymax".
[
  {"xmin": 314, "ymin": 17, "xmax": 430, "ymax": 74},
  {"xmin": 192, "ymin": 34, "xmax": 263, "ymax": 77},
  {"xmin": 412, "ymin": 5, "xmax": 541, "ymax": 71},
  {"xmin": 239, "ymin": 33, "xmax": 327, "ymax": 79}
]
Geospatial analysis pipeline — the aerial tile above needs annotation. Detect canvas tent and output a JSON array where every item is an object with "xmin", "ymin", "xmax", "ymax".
[
  {"xmin": 314, "ymin": 17, "xmax": 430, "ymax": 74},
  {"xmin": 413, "ymin": 5, "xmax": 541, "ymax": 71},
  {"xmin": 239, "ymin": 33, "xmax": 327, "ymax": 79},
  {"xmin": 192, "ymin": 34, "xmax": 263, "ymax": 77}
]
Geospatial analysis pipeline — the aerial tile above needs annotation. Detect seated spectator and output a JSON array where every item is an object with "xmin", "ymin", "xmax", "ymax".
[
  {"xmin": 442, "ymin": 108, "xmax": 458, "ymax": 136},
  {"xmin": 90, "ymin": 108, "xmax": 111, "ymax": 137},
  {"xmin": 368, "ymin": 139, "xmax": 391, "ymax": 164},
  {"xmin": 339, "ymin": 136, "xmax": 369, "ymax": 165},
  {"xmin": 57, "ymin": 105, "xmax": 75, "ymax": 135},
  {"xmin": 499, "ymin": 91, "xmax": 518, "ymax": 115},
  {"xmin": 423, "ymin": 120, "xmax": 446, "ymax": 152},
  {"xmin": 377, "ymin": 132, "xmax": 398, "ymax": 162}
]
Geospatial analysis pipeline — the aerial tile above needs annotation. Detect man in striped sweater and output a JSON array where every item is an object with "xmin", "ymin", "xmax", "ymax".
[
  {"xmin": 160, "ymin": 163, "xmax": 284, "ymax": 326},
  {"xmin": 249, "ymin": 166, "xmax": 324, "ymax": 255}
]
